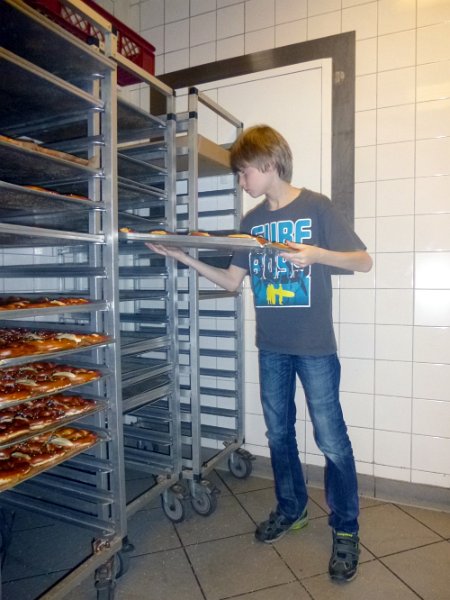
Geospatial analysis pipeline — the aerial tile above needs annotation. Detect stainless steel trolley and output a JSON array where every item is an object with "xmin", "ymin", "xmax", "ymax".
[
  {"xmin": 175, "ymin": 89, "xmax": 254, "ymax": 513},
  {"xmin": 114, "ymin": 77, "xmax": 186, "ymax": 523},
  {"xmin": 0, "ymin": 1, "xmax": 126, "ymax": 597}
]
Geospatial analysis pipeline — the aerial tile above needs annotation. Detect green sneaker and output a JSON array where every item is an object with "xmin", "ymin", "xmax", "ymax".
[
  {"xmin": 329, "ymin": 530, "xmax": 360, "ymax": 582},
  {"xmin": 255, "ymin": 508, "xmax": 308, "ymax": 544}
]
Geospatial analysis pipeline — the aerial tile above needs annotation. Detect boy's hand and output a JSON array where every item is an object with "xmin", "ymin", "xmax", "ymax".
[
  {"xmin": 279, "ymin": 241, "xmax": 322, "ymax": 267},
  {"xmin": 145, "ymin": 242, "xmax": 187, "ymax": 261}
]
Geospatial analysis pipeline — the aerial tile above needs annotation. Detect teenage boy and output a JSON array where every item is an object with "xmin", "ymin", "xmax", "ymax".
[{"xmin": 146, "ymin": 124, "xmax": 373, "ymax": 582}]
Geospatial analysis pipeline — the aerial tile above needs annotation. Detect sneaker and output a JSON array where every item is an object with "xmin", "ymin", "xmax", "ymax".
[
  {"xmin": 255, "ymin": 508, "xmax": 308, "ymax": 544},
  {"xmin": 328, "ymin": 530, "xmax": 360, "ymax": 582}
]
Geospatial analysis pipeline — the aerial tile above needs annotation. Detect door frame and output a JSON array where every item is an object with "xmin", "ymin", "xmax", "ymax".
[{"xmin": 157, "ymin": 31, "xmax": 356, "ymax": 226}]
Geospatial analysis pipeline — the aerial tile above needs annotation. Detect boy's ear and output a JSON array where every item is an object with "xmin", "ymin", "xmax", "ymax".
[{"xmin": 262, "ymin": 161, "xmax": 276, "ymax": 173}]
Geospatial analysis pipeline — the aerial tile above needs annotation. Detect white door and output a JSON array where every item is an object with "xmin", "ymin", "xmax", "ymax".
[{"xmin": 196, "ymin": 59, "xmax": 332, "ymax": 211}]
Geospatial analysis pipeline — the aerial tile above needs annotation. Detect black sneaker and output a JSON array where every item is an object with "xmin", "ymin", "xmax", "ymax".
[
  {"xmin": 255, "ymin": 508, "xmax": 308, "ymax": 544},
  {"xmin": 328, "ymin": 530, "xmax": 360, "ymax": 582}
]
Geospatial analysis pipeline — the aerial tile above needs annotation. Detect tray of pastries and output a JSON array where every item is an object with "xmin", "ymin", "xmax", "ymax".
[
  {"xmin": 0, "ymin": 425, "xmax": 100, "ymax": 491},
  {"xmin": 119, "ymin": 228, "xmax": 290, "ymax": 251},
  {"xmin": 0, "ymin": 361, "xmax": 102, "ymax": 408},
  {"xmin": 0, "ymin": 328, "xmax": 110, "ymax": 362}
]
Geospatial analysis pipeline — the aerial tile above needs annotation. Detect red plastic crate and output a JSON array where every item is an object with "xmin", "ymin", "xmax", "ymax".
[{"xmin": 26, "ymin": 0, "xmax": 155, "ymax": 86}]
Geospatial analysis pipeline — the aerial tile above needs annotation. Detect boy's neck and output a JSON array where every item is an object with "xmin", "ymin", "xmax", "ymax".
[{"xmin": 265, "ymin": 182, "xmax": 302, "ymax": 211}]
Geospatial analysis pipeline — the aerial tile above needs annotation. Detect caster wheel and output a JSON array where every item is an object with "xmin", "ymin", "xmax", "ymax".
[
  {"xmin": 191, "ymin": 490, "xmax": 218, "ymax": 516},
  {"xmin": 228, "ymin": 450, "xmax": 253, "ymax": 479},
  {"xmin": 114, "ymin": 551, "xmax": 129, "ymax": 579},
  {"xmin": 161, "ymin": 487, "xmax": 188, "ymax": 523},
  {"xmin": 96, "ymin": 584, "xmax": 115, "ymax": 600}
]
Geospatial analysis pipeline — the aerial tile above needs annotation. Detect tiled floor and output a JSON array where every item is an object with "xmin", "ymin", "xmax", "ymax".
[{"xmin": 3, "ymin": 467, "xmax": 450, "ymax": 599}]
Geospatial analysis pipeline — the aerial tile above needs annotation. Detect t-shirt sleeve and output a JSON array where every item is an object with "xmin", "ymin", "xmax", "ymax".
[
  {"xmin": 229, "ymin": 214, "xmax": 251, "ymax": 271},
  {"xmin": 320, "ymin": 199, "xmax": 367, "ymax": 252},
  {"xmin": 230, "ymin": 249, "xmax": 250, "ymax": 270}
]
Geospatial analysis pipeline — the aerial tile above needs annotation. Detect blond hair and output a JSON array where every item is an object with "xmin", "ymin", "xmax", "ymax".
[{"xmin": 230, "ymin": 124, "xmax": 293, "ymax": 183}]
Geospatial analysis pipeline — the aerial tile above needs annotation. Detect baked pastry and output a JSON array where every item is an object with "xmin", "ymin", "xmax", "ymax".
[
  {"xmin": 0, "ymin": 296, "xmax": 89, "ymax": 311},
  {"xmin": 0, "ymin": 361, "xmax": 101, "ymax": 404},
  {"xmin": 0, "ymin": 328, "xmax": 108, "ymax": 360},
  {"xmin": 0, "ymin": 394, "xmax": 97, "ymax": 443},
  {"xmin": 0, "ymin": 426, "xmax": 98, "ymax": 489}
]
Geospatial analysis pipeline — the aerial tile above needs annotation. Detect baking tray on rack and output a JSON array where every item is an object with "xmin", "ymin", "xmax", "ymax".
[
  {"xmin": 0, "ymin": 337, "xmax": 113, "ymax": 368},
  {"xmin": 0, "ymin": 374, "xmax": 106, "ymax": 411},
  {"xmin": 0, "ymin": 398, "xmax": 107, "ymax": 447},
  {"xmin": 0, "ymin": 296, "xmax": 107, "ymax": 320},
  {"xmin": 0, "ymin": 180, "xmax": 101, "ymax": 213},
  {"xmin": 119, "ymin": 232, "xmax": 289, "ymax": 251},
  {"xmin": 0, "ymin": 426, "xmax": 105, "ymax": 492}
]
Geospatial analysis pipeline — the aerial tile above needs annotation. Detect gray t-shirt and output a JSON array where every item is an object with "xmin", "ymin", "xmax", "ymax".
[{"xmin": 231, "ymin": 189, "xmax": 366, "ymax": 356}]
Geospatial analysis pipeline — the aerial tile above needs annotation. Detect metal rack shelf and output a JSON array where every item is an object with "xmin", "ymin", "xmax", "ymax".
[
  {"xmin": 1, "ymin": 0, "xmax": 115, "ymax": 89},
  {"xmin": 0, "ymin": 47, "xmax": 103, "ymax": 134},
  {"xmin": 0, "ymin": 140, "xmax": 98, "ymax": 186},
  {"xmin": 0, "ymin": 180, "xmax": 101, "ymax": 213}
]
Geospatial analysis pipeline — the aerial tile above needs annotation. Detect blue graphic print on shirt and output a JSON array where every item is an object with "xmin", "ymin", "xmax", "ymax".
[{"xmin": 249, "ymin": 218, "xmax": 312, "ymax": 308}]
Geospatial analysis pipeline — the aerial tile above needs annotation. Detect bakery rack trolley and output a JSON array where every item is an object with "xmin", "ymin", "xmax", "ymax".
[
  {"xmin": 175, "ymin": 88, "xmax": 254, "ymax": 515},
  {"xmin": 112, "ymin": 62, "xmax": 184, "ymax": 521},
  {"xmin": 0, "ymin": 1, "xmax": 127, "ymax": 598}
]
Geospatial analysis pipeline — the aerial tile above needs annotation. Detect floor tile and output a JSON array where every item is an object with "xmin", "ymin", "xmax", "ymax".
[
  {"xmin": 233, "ymin": 486, "xmax": 277, "ymax": 524},
  {"xmin": 115, "ymin": 548, "xmax": 204, "ymax": 600},
  {"xmin": 360, "ymin": 503, "xmax": 442, "ymax": 556},
  {"xmin": 216, "ymin": 469, "xmax": 275, "ymax": 494},
  {"xmin": 126, "ymin": 507, "xmax": 181, "ymax": 556},
  {"xmin": 201, "ymin": 469, "xmax": 232, "ymax": 496},
  {"xmin": 359, "ymin": 495, "xmax": 386, "ymax": 509},
  {"xmin": 125, "ymin": 471, "xmax": 161, "ymax": 508},
  {"xmin": 7, "ymin": 507, "xmax": 55, "ymax": 532},
  {"xmin": 382, "ymin": 540, "xmax": 450, "ymax": 600},
  {"xmin": 176, "ymin": 494, "xmax": 256, "ymax": 545},
  {"xmin": 232, "ymin": 581, "xmax": 312, "ymax": 599},
  {"xmin": 399, "ymin": 505, "xmax": 450, "ymax": 538},
  {"xmin": 2, "ymin": 522, "xmax": 92, "ymax": 580},
  {"xmin": 302, "ymin": 559, "xmax": 420, "ymax": 599},
  {"xmin": 185, "ymin": 533, "xmax": 295, "ymax": 600},
  {"xmin": 234, "ymin": 485, "xmax": 327, "ymax": 526},
  {"xmin": 273, "ymin": 515, "xmax": 373, "ymax": 580},
  {"xmin": 307, "ymin": 485, "xmax": 383, "ymax": 513},
  {"xmin": 3, "ymin": 468, "xmax": 450, "ymax": 600},
  {"xmin": 63, "ymin": 575, "xmax": 97, "ymax": 600},
  {"xmin": 2, "ymin": 572, "xmax": 67, "ymax": 600}
]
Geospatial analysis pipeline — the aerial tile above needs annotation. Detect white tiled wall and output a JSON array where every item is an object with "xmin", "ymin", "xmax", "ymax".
[{"xmin": 102, "ymin": 0, "xmax": 450, "ymax": 490}]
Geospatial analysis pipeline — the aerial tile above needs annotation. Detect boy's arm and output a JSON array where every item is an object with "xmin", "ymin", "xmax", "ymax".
[
  {"xmin": 281, "ymin": 242, "xmax": 373, "ymax": 273},
  {"xmin": 146, "ymin": 243, "xmax": 248, "ymax": 292}
]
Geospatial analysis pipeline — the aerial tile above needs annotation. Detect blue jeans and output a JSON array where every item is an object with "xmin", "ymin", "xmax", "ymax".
[{"xmin": 258, "ymin": 350, "xmax": 359, "ymax": 533}]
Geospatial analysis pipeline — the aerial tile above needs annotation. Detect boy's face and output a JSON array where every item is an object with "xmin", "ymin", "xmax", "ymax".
[{"xmin": 237, "ymin": 163, "xmax": 276, "ymax": 198}]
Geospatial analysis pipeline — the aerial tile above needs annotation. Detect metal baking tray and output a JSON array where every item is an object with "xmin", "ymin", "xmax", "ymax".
[
  {"xmin": 1, "ymin": 0, "xmax": 115, "ymax": 90},
  {"xmin": 0, "ymin": 373, "xmax": 105, "ymax": 412},
  {"xmin": 0, "ymin": 222, "xmax": 104, "ymax": 248},
  {"xmin": 0, "ymin": 297, "xmax": 107, "ymax": 321},
  {"xmin": 0, "ymin": 264, "xmax": 105, "ymax": 278},
  {"xmin": 119, "ymin": 232, "xmax": 287, "ymax": 251},
  {"xmin": 0, "ymin": 337, "xmax": 113, "ymax": 368},
  {"xmin": 0, "ymin": 428, "xmax": 102, "ymax": 492},
  {"xmin": 120, "ymin": 331, "xmax": 171, "ymax": 356},
  {"xmin": 0, "ymin": 47, "xmax": 103, "ymax": 135},
  {"xmin": 118, "ymin": 98, "xmax": 166, "ymax": 140},
  {"xmin": 0, "ymin": 139, "xmax": 97, "ymax": 186},
  {"xmin": 0, "ymin": 181, "xmax": 101, "ymax": 214},
  {"xmin": 0, "ymin": 398, "xmax": 106, "ymax": 449}
]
